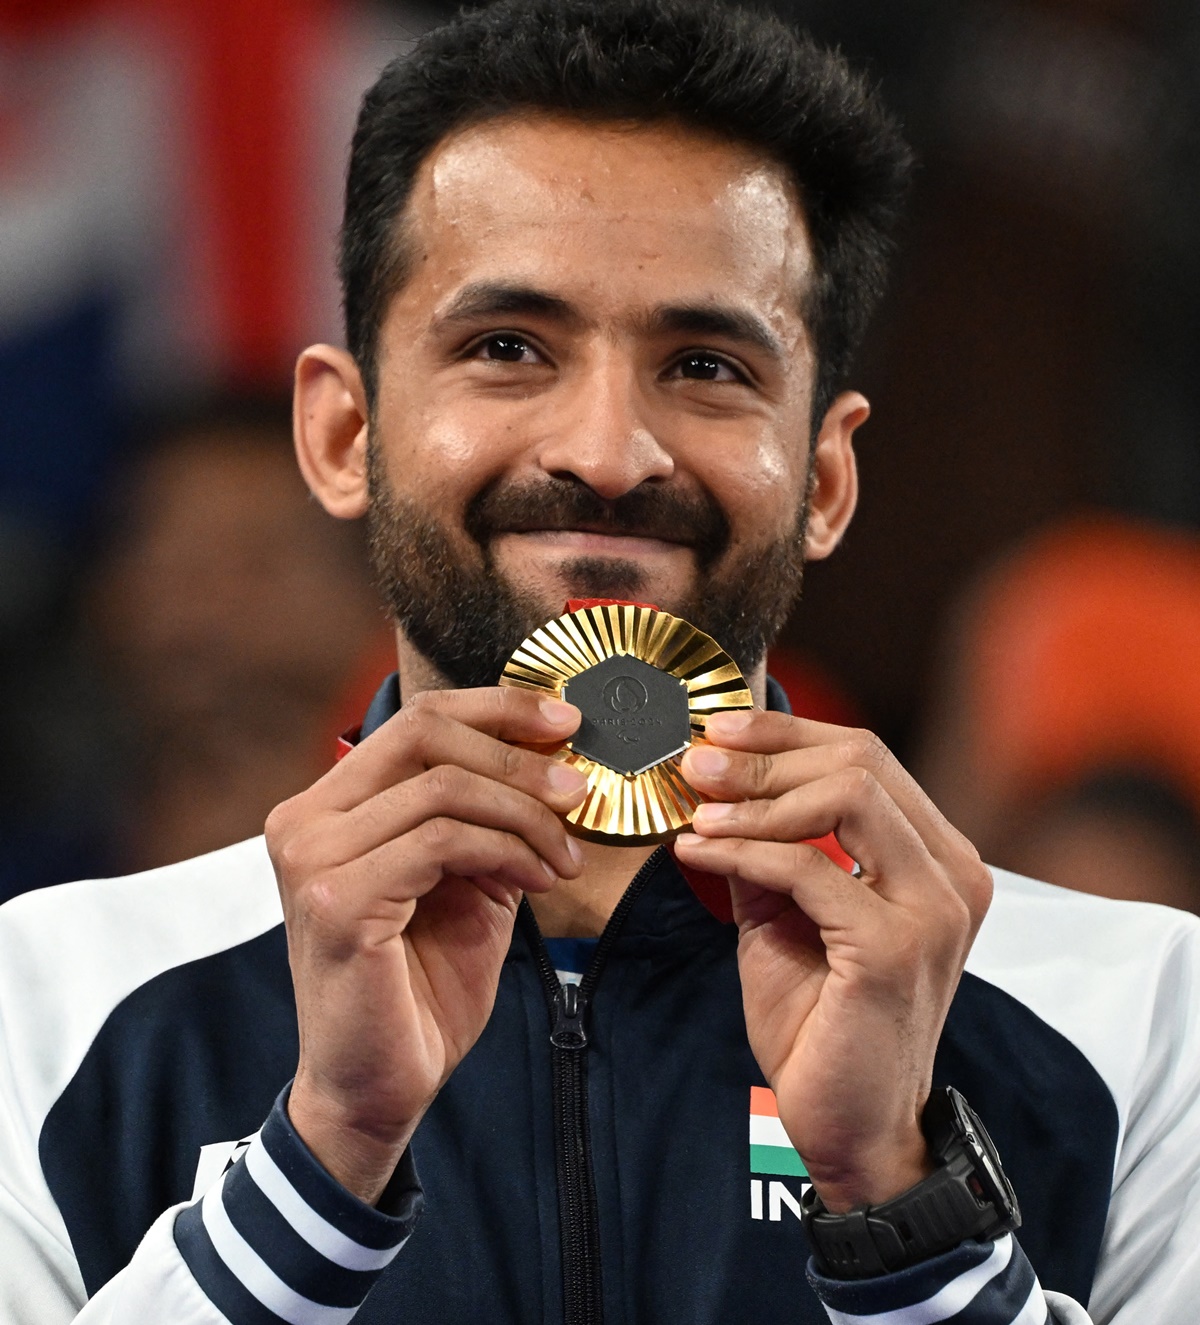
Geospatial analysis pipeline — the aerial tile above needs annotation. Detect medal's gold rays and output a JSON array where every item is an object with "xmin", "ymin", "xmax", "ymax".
[{"xmin": 501, "ymin": 603, "xmax": 754, "ymax": 843}]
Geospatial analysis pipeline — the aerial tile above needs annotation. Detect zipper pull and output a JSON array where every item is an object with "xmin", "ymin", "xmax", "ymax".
[{"xmin": 551, "ymin": 981, "xmax": 589, "ymax": 1049}]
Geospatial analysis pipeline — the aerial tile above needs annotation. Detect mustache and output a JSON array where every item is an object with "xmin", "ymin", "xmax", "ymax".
[{"xmin": 463, "ymin": 477, "xmax": 731, "ymax": 566}]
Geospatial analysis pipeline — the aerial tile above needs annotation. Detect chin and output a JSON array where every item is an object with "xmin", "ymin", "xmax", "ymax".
[{"xmin": 511, "ymin": 556, "xmax": 649, "ymax": 610}]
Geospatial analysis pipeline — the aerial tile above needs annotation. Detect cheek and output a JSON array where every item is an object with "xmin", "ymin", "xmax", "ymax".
[
  {"xmin": 749, "ymin": 438, "xmax": 797, "ymax": 493},
  {"xmin": 373, "ymin": 394, "xmax": 521, "ymax": 509},
  {"xmin": 705, "ymin": 434, "xmax": 808, "ymax": 542}
]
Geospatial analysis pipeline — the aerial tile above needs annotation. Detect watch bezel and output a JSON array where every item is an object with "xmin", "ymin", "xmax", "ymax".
[{"xmin": 924, "ymin": 1086, "xmax": 1021, "ymax": 1234}]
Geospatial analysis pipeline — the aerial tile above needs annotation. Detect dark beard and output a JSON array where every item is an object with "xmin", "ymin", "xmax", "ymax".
[{"xmin": 366, "ymin": 451, "xmax": 809, "ymax": 689}]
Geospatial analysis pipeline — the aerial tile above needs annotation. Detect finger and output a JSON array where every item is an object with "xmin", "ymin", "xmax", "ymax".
[
  {"xmin": 674, "ymin": 831, "xmax": 883, "ymax": 933},
  {"xmin": 325, "ymin": 765, "xmax": 585, "ymax": 880},
  {"xmin": 297, "ymin": 819, "xmax": 560, "ymax": 938},
  {"xmin": 678, "ymin": 828, "xmax": 977, "ymax": 974},
  {"xmin": 316, "ymin": 695, "xmax": 587, "ymax": 812},
  {"xmin": 365, "ymin": 817, "xmax": 563, "ymax": 900},
  {"xmin": 690, "ymin": 767, "xmax": 928, "ymax": 886},
  {"xmin": 687, "ymin": 711, "xmax": 968, "ymax": 863}
]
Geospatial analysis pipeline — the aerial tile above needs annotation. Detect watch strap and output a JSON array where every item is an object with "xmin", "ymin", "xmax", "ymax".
[{"xmin": 801, "ymin": 1148, "xmax": 1009, "ymax": 1278}]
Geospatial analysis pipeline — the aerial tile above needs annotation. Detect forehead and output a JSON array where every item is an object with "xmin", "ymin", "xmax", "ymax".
[{"xmin": 393, "ymin": 113, "xmax": 814, "ymax": 331}]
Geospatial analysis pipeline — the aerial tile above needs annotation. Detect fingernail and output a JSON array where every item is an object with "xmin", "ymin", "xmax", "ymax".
[
  {"xmin": 566, "ymin": 836, "xmax": 584, "ymax": 866},
  {"xmin": 708, "ymin": 710, "xmax": 752, "ymax": 735},
  {"xmin": 541, "ymin": 859, "xmax": 558, "ymax": 883},
  {"xmin": 540, "ymin": 698, "xmax": 579, "ymax": 727},
  {"xmin": 548, "ymin": 763, "xmax": 588, "ymax": 795},
  {"xmin": 693, "ymin": 801, "xmax": 733, "ymax": 825},
  {"xmin": 674, "ymin": 832, "xmax": 700, "ymax": 849},
  {"xmin": 689, "ymin": 747, "xmax": 730, "ymax": 777}
]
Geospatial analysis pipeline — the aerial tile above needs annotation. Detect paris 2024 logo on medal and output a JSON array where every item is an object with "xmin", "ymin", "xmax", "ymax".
[{"xmin": 604, "ymin": 674, "xmax": 647, "ymax": 717}]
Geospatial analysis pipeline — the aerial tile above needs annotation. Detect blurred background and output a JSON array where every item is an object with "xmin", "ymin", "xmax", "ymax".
[{"xmin": 2, "ymin": 0, "xmax": 1199, "ymax": 911}]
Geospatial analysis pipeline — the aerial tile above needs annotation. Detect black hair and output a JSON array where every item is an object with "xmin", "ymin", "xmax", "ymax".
[{"xmin": 340, "ymin": 0, "xmax": 913, "ymax": 425}]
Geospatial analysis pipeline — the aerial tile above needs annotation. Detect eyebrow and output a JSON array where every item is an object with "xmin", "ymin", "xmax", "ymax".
[
  {"xmin": 436, "ymin": 282, "xmax": 582, "ymax": 328},
  {"xmin": 646, "ymin": 304, "xmax": 786, "ymax": 362},
  {"xmin": 434, "ymin": 282, "xmax": 787, "ymax": 361}
]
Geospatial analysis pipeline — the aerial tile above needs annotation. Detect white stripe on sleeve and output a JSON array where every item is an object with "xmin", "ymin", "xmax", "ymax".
[
  {"xmin": 200, "ymin": 1177, "xmax": 357, "ymax": 1325},
  {"xmin": 822, "ymin": 1235, "xmax": 1014, "ymax": 1325},
  {"xmin": 243, "ymin": 1137, "xmax": 403, "ymax": 1273}
]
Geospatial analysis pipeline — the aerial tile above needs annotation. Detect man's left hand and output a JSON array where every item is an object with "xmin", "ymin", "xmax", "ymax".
[{"xmin": 673, "ymin": 709, "xmax": 993, "ymax": 1215}]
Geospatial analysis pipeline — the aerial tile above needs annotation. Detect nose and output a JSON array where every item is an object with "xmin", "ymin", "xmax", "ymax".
[{"xmin": 535, "ymin": 352, "xmax": 674, "ymax": 499}]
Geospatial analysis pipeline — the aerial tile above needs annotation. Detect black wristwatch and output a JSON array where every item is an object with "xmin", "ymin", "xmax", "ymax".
[{"xmin": 800, "ymin": 1087, "xmax": 1022, "ymax": 1280}]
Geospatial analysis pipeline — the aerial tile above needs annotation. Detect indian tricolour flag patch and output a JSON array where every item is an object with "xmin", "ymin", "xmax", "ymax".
[{"xmin": 749, "ymin": 1087, "xmax": 808, "ymax": 1178}]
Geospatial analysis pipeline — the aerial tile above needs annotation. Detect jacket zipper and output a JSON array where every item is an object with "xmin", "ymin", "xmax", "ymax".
[{"xmin": 519, "ymin": 846, "xmax": 667, "ymax": 1325}]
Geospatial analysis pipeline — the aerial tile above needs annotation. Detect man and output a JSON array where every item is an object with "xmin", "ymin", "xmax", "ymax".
[{"xmin": 1, "ymin": 3, "xmax": 1198, "ymax": 1323}]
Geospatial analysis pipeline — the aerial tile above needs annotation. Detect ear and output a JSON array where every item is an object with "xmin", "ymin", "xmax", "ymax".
[
  {"xmin": 804, "ymin": 390, "xmax": 866, "ymax": 561},
  {"xmin": 293, "ymin": 345, "xmax": 371, "ymax": 519}
]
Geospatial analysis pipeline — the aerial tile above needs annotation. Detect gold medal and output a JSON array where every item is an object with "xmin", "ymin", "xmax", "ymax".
[{"xmin": 500, "ymin": 601, "xmax": 753, "ymax": 843}]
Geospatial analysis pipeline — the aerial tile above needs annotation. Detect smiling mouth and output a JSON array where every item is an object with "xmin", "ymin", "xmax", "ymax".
[
  {"xmin": 498, "ymin": 528, "xmax": 693, "ymax": 554},
  {"xmin": 498, "ymin": 519, "xmax": 693, "ymax": 543}
]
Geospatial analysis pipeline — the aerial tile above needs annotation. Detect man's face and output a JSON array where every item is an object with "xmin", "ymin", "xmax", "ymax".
[{"xmin": 364, "ymin": 113, "xmax": 826, "ymax": 687}]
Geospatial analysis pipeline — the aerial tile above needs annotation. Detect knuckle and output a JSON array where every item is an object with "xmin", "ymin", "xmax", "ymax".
[
  {"xmin": 415, "ymin": 816, "xmax": 455, "ymax": 854},
  {"xmin": 296, "ymin": 871, "xmax": 346, "ymax": 932},
  {"xmin": 396, "ymin": 704, "xmax": 450, "ymax": 759},
  {"xmin": 396, "ymin": 695, "xmax": 441, "ymax": 735},
  {"xmin": 841, "ymin": 728, "xmax": 889, "ymax": 773},
  {"xmin": 944, "ymin": 885, "xmax": 975, "ymax": 937},
  {"xmin": 268, "ymin": 823, "xmax": 310, "ymax": 882},
  {"xmin": 836, "ymin": 763, "xmax": 878, "ymax": 803},
  {"xmin": 263, "ymin": 799, "xmax": 297, "ymax": 852},
  {"xmin": 739, "ymin": 751, "xmax": 772, "ymax": 789},
  {"xmin": 919, "ymin": 869, "xmax": 981, "ymax": 963},
  {"xmin": 391, "ymin": 704, "xmax": 424, "ymax": 744},
  {"xmin": 730, "ymin": 794, "xmax": 765, "ymax": 826},
  {"xmin": 498, "ymin": 741, "xmax": 526, "ymax": 782},
  {"xmin": 485, "ymin": 684, "xmax": 515, "ymax": 714},
  {"xmin": 791, "ymin": 840, "xmax": 828, "ymax": 873},
  {"xmin": 404, "ymin": 689, "xmax": 441, "ymax": 714},
  {"xmin": 960, "ymin": 852, "xmax": 994, "ymax": 915},
  {"xmin": 424, "ymin": 763, "xmax": 469, "ymax": 804},
  {"xmin": 752, "ymin": 751, "xmax": 775, "ymax": 784}
]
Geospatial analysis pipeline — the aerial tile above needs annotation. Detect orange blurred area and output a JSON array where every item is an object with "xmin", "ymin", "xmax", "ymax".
[
  {"xmin": 919, "ymin": 515, "xmax": 1200, "ymax": 912},
  {"xmin": 970, "ymin": 516, "xmax": 1200, "ymax": 815}
]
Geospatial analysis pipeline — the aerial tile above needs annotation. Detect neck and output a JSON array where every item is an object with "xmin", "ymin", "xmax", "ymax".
[
  {"xmin": 394, "ymin": 632, "xmax": 455, "ymax": 697},
  {"xmin": 528, "ymin": 839, "xmax": 658, "ymax": 937}
]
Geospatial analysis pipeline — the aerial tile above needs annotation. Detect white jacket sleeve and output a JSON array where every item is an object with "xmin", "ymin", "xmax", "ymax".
[
  {"xmin": 1082, "ymin": 920, "xmax": 1200, "ymax": 1323},
  {"xmin": 0, "ymin": 1086, "xmax": 421, "ymax": 1325},
  {"xmin": 61, "ymin": 1203, "xmax": 228, "ymax": 1325}
]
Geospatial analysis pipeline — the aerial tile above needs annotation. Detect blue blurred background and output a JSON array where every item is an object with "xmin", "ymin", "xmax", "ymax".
[{"xmin": 3, "ymin": 0, "xmax": 1199, "ymax": 908}]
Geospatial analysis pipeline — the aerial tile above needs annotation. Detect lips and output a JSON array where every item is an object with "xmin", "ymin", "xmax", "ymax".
[{"xmin": 499, "ymin": 522, "xmax": 693, "ymax": 547}]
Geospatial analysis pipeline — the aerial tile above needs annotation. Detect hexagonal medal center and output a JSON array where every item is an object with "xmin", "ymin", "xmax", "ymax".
[{"xmin": 562, "ymin": 654, "xmax": 691, "ymax": 776}]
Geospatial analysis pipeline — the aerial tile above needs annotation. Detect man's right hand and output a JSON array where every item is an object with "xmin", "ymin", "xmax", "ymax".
[{"xmin": 265, "ymin": 687, "xmax": 587, "ymax": 1204}]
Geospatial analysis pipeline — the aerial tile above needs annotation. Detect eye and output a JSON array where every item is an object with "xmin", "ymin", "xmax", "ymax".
[
  {"xmin": 671, "ymin": 352, "xmax": 744, "ymax": 383},
  {"xmin": 475, "ymin": 333, "xmax": 541, "ymax": 363}
]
